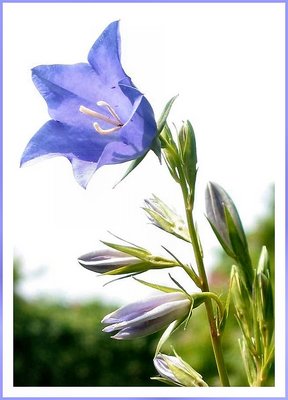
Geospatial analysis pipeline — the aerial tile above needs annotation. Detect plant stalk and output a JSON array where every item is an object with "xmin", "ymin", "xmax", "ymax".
[{"xmin": 179, "ymin": 171, "xmax": 230, "ymax": 386}]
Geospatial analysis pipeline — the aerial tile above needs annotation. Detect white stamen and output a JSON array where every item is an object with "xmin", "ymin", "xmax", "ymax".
[
  {"xmin": 93, "ymin": 122, "xmax": 122, "ymax": 135},
  {"xmin": 96, "ymin": 101, "xmax": 123, "ymax": 125},
  {"xmin": 79, "ymin": 105, "xmax": 120, "ymax": 127}
]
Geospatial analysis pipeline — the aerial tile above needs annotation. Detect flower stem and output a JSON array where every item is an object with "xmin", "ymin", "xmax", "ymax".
[{"xmin": 178, "ymin": 170, "xmax": 230, "ymax": 386}]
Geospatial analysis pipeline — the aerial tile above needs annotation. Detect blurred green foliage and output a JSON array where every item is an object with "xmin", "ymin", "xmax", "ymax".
[
  {"xmin": 14, "ymin": 265, "xmax": 161, "ymax": 386},
  {"xmin": 14, "ymin": 187, "xmax": 274, "ymax": 386}
]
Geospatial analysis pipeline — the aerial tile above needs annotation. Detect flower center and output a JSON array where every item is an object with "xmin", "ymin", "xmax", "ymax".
[{"xmin": 79, "ymin": 101, "xmax": 123, "ymax": 135}]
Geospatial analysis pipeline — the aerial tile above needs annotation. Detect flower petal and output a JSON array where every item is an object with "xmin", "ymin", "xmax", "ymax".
[
  {"xmin": 111, "ymin": 303, "xmax": 189, "ymax": 340},
  {"xmin": 32, "ymin": 67, "xmax": 132, "ymax": 129},
  {"xmin": 118, "ymin": 82, "xmax": 157, "ymax": 151},
  {"xmin": 101, "ymin": 293, "xmax": 188, "ymax": 325},
  {"xmin": 103, "ymin": 299, "xmax": 190, "ymax": 334},
  {"xmin": 78, "ymin": 249, "xmax": 138, "ymax": 273},
  {"xmin": 88, "ymin": 21, "xmax": 130, "ymax": 85},
  {"xmin": 20, "ymin": 120, "xmax": 107, "ymax": 166}
]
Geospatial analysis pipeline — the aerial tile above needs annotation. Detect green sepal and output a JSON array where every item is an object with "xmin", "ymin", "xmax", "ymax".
[
  {"xmin": 155, "ymin": 320, "xmax": 182, "ymax": 355},
  {"xmin": 151, "ymin": 136, "xmax": 162, "ymax": 161},
  {"xmin": 101, "ymin": 261, "xmax": 156, "ymax": 276},
  {"xmin": 101, "ymin": 241, "xmax": 150, "ymax": 259},
  {"xmin": 150, "ymin": 376, "xmax": 180, "ymax": 386},
  {"xmin": 219, "ymin": 270, "xmax": 233, "ymax": 333},
  {"xmin": 224, "ymin": 206, "xmax": 253, "ymax": 290},
  {"xmin": 143, "ymin": 208, "xmax": 174, "ymax": 234},
  {"xmin": 143, "ymin": 194, "xmax": 190, "ymax": 243},
  {"xmin": 101, "ymin": 241, "xmax": 178, "ymax": 268},
  {"xmin": 133, "ymin": 277, "xmax": 182, "ymax": 293},
  {"xmin": 166, "ymin": 350, "xmax": 208, "ymax": 387},
  {"xmin": 162, "ymin": 246, "xmax": 201, "ymax": 288},
  {"xmin": 231, "ymin": 265, "xmax": 253, "ymax": 341},
  {"xmin": 178, "ymin": 120, "xmax": 197, "ymax": 205},
  {"xmin": 255, "ymin": 246, "xmax": 274, "ymax": 344},
  {"xmin": 159, "ymin": 124, "xmax": 180, "ymax": 181}
]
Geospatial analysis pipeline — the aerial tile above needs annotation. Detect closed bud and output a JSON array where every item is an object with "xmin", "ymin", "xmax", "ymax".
[
  {"xmin": 230, "ymin": 265, "xmax": 251, "ymax": 339},
  {"xmin": 160, "ymin": 124, "xmax": 180, "ymax": 181},
  {"xmin": 78, "ymin": 246, "xmax": 178, "ymax": 276},
  {"xmin": 205, "ymin": 182, "xmax": 253, "ymax": 288},
  {"xmin": 178, "ymin": 120, "xmax": 197, "ymax": 201},
  {"xmin": 78, "ymin": 249, "xmax": 140, "ymax": 274},
  {"xmin": 255, "ymin": 247, "xmax": 274, "ymax": 342},
  {"xmin": 153, "ymin": 352, "xmax": 208, "ymax": 387},
  {"xmin": 102, "ymin": 292, "xmax": 191, "ymax": 340},
  {"xmin": 144, "ymin": 194, "xmax": 190, "ymax": 242}
]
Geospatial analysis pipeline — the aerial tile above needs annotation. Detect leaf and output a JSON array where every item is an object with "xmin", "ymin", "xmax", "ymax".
[
  {"xmin": 113, "ymin": 152, "xmax": 147, "ymax": 188},
  {"xmin": 157, "ymin": 95, "xmax": 178, "ymax": 134}
]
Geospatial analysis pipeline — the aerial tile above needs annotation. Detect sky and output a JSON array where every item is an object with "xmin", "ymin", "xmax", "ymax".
[{"xmin": 3, "ymin": 2, "xmax": 285, "ymax": 306}]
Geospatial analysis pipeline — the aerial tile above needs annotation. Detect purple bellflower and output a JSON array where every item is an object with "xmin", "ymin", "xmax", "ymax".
[
  {"xmin": 21, "ymin": 21, "xmax": 157, "ymax": 188},
  {"xmin": 102, "ymin": 292, "xmax": 191, "ymax": 340}
]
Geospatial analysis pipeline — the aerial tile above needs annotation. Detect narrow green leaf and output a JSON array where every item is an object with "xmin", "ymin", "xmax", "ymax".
[
  {"xmin": 113, "ymin": 152, "xmax": 147, "ymax": 188},
  {"xmin": 157, "ymin": 95, "xmax": 179, "ymax": 134}
]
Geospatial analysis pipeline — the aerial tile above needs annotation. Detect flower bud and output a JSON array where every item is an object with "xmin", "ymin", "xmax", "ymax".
[
  {"xmin": 205, "ymin": 182, "xmax": 253, "ymax": 288},
  {"xmin": 78, "ymin": 249, "xmax": 140, "ymax": 273},
  {"xmin": 101, "ymin": 292, "xmax": 191, "ymax": 340},
  {"xmin": 153, "ymin": 352, "xmax": 208, "ymax": 387},
  {"xmin": 255, "ymin": 247, "xmax": 274, "ymax": 341},
  {"xmin": 230, "ymin": 265, "xmax": 251, "ymax": 339},
  {"xmin": 178, "ymin": 120, "xmax": 197, "ymax": 201},
  {"xmin": 144, "ymin": 194, "xmax": 190, "ymax": 242},
  {"xmin": 160, "ymin": 124, "xmax": 180, "ymax": 182},
  {"xmin": 78, "ymin": 244, "xmax": 178, "ymax": 276}
]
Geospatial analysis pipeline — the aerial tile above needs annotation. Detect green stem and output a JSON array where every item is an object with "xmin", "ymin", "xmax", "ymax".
[{"xmin": 179, "ymin": 170, "xmax": 230, "ymax": 387}]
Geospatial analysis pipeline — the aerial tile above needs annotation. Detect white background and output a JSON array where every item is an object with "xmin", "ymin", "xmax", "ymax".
[{"xmin": 3, "ymin": 2, "xmax": 285, "ymax": 398}]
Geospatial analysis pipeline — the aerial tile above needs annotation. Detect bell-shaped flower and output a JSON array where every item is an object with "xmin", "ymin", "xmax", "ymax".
[
  {"xmin": 153, "ymin": 352, "xmax": 208, "ymax": 387},
  {"xmin": 101, "ymin": 292, "xmax": 191, "ymax": 340},
  {"xmin": 21, "ymin": 21, "xmax": 157, "ymax": 188}
]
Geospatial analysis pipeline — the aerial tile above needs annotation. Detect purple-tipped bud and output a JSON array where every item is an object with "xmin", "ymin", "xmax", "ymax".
[
  {"xmin": 205, "ymin": 182, "xmax": 253, "ymax": 288},
  {"xmin": 102, "ymin": 292, "xmax": 191, "ymax": 340},
  {"xmin": 78, "ymin": 249, "xmax": 140, "ymax": 273},
  {"xmin": 205, "ymin": 182, "xmax": 245, "ymax": 251}
]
